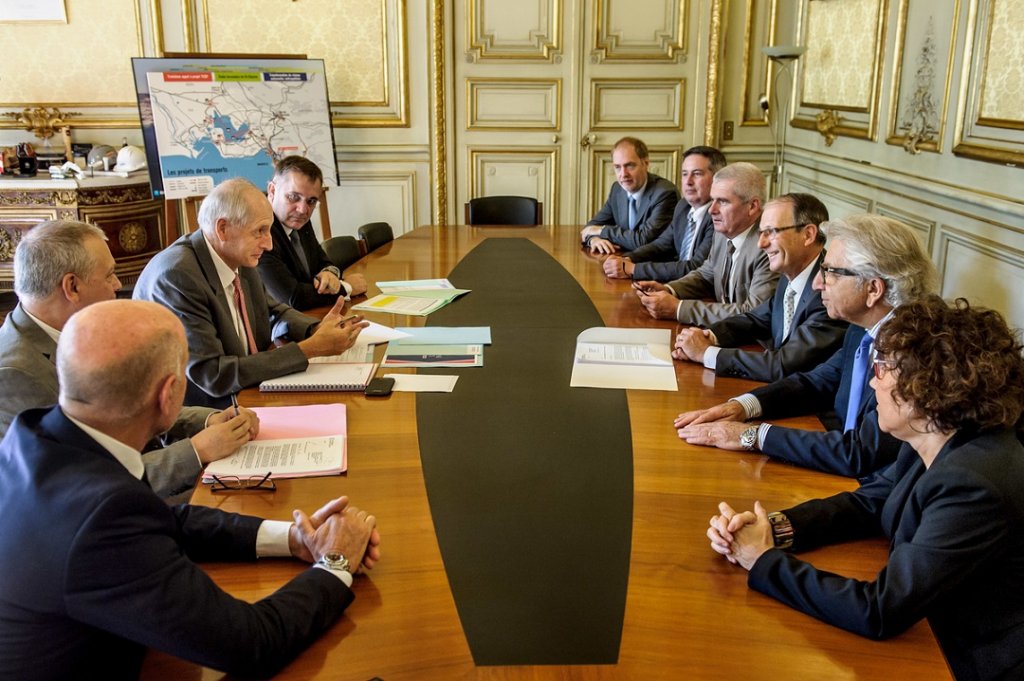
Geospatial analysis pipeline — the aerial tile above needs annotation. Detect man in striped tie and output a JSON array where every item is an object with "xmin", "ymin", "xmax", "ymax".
[
  {"xmin": 673, "ymin": 214, "xmax": 938, "ymax": 479},
  {"xmin": 672, "ymin": 193, "xmax": 848, "ymax": 383},
  {"xmin": 603, "ymin": 146, "xmax": 723, "ymax": 282}
]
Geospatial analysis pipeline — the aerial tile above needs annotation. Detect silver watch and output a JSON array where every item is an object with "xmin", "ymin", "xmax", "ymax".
[
  {"xmin": 319, "ymin": 551, "xmax": 351, "ymax": 573},
  {"xmin": 739, "ymin": 425, "xmax": 759, "ymax": 451}
]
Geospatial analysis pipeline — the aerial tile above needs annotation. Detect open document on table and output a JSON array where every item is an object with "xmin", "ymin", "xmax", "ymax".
[
  {"xmin": 569, "ymin": 327, "xmax": 677, "ymax": 391},
  {"xmin": 201, "ymin": 404, "xmax": 349, "ymax": 481}
]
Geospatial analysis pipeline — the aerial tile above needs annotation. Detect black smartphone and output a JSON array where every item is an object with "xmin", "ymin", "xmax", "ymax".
[{"xmin": 364, "ymin": 377, "xmax": 395, "ymax": 397}]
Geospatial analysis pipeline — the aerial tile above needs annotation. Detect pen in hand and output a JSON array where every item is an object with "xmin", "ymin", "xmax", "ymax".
[{"xmin": 230, "ymin": 393, "xmax": 240, "ymax": 418}]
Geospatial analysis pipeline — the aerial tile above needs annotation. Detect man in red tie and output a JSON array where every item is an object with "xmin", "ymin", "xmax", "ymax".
[{"xmin": 135, "ymin": 178, "xmax": 368, "ymax": 408}]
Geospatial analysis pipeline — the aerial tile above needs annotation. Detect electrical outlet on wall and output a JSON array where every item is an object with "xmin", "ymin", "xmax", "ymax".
[{"xmin": 722, "ymin": 120, "xmax": 734, "ymax": 141}]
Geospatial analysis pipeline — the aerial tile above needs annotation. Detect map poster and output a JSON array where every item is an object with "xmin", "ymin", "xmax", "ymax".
[{"xmin": 131, "ymin": 58, "xmax": 337, "ymax": 200}]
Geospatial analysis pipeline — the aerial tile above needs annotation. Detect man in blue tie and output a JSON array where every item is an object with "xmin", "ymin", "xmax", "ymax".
[
  {"xmin": 603, "ymin": 145, "xmax": 723, "ymax": 282},
  {"xmin": 580, "ymin": 137, "xmax": 679, "ymax": 254},
  {"xmin": 672, "ymin": 193, "xmax": 848, "ymax": 383},
  {"xmin": 673, "ymin": 214, "xmax": 938, "ymax": 478}
]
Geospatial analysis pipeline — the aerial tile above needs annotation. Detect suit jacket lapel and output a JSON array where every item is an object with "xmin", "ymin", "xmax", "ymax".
[{"xmin": 11, "ymin": 304, "xmax": 57, "ymax": 366}]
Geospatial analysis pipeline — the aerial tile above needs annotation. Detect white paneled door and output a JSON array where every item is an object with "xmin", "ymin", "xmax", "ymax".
[{"xmin": 452, "ymin": 0, "xmax": 715, "ymax": 225}]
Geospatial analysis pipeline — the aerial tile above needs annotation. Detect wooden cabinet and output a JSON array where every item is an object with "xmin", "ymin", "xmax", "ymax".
[{"xmin": 0, "ymin": 175, "xmax": 165, "ymax": 291}]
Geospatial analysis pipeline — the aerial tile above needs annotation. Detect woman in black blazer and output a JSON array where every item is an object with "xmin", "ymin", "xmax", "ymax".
[{"xmin": 708, "ymin": 296, "xmax": 1024, "ymax": 681}]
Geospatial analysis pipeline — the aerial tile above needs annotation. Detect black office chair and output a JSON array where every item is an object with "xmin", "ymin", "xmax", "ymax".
[
  {"xmin": 321, "ymin": 235, "xmax": 362, "ymax": 271},
  {"xmin": 464, "ymin": 196, "xmax": 543, "ymax": 226},
  {"xmin": 357, "ymin": 222, "xmax": 395, "ymax": 253}
]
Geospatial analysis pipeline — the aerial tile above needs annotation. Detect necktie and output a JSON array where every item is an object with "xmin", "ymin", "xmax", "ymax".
[
  {"xmin": 232, "ymin": 275, "xmax": 259, "ymax": 356},
  {"xmin": 843, "ymin": 333, "xmax": 874, "ymax": 432},
  {"xmin": 782, "ymin": 286, "xmax": 797, "ymax": 341},
  {"xmin": 680, "ymin": 212, "xmax": 697, "ymax": 260},
  {"xmin": 289, "ymin": 230, "xmax": 310, "ymax": 278},
  {"xmin": 720, "ymin": 240, "xmax": 736, "ymax": 304},
  {"xmin": 628, "ymin": 196, "xmax": 638, "ymax": 230}
]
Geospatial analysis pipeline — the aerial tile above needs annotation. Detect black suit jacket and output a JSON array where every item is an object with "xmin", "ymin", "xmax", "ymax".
[
  {"xmin": 749, "ymin": 428, "xmax": 1024, "ymax": 681},
  {"xmin": 0, "ymin": 407, "xmax": 352, "ymax": 680},
  {"xmin": 708, "ymin": 253, "xmax": 849, "ymax": 382},
  {"xmin": 586, "ymin": 173, "xmax": 680, "ymax": 250},
  {"xmin": 626, "ymin": 201, "xmax": 714, "ymax": 281},
  {"xmin": 258, "ymin": 218, "xmax": 339, "ymax": 310},
  {"xmin": 751, "ymin": 324, "xmax": 902, "ymax": 477}
]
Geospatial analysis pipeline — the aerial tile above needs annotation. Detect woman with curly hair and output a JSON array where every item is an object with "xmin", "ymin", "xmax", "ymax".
[{"xmin": 707, "ymin": 296, "xmax": 1024, "ymax": 681}]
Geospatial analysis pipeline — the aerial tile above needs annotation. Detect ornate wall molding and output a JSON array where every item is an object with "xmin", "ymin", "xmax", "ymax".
[
  {"xmin": 953, "ymin": 0, "xmax": 1024, "ymax": 166},
  {"xmin": 468, "ymin": 147, "xmax": 559, "ymax": 222},
  {"xmin": 197, "ymin": 0, "xmax": 409, "ymax": 127},
  {"xmin": 886, "ymin": 0, "xmax": 960, "ymax": 155},
  {"xmin": 590, "ymin": 79, "xmax": 685, "ymax": 130},
  {"xmin": 792, "ymin": 0, "xmax": 888, "ymax": 142},
  {"xmin": 466, "ymin": 0, "xmax": 562, "ymax": 62},
  {"xmin": 592, "ymin": 0, "xmax": 688, "ymax": 63},
  {"xmin": 467, "ymin": 79, "xmax": 562, "ymax": 130}
]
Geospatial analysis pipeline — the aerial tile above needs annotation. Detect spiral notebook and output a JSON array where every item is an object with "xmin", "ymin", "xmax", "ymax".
[{"xmin": 259, "ymin": 362, "xmax": 377, "ymax": 392}]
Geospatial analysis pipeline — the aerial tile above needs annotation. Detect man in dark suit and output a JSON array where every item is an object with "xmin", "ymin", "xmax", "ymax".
[
  {"xmin": 634, "ymin": 162, "xmax": 779, "ymax": 326},
  {"xmin": 674, "ymin": 214, "xmax": 938, "ymax": 478},
  {"xmin": 672, "ymin": 193, "xmax": 848, "ymax": 382},
  {"xmin": 0, "ymin": 299, "xmax": 380, "ymax": 680},
  {"xmin": 580, "ymin": 136, "xmax": 680, "ymax": 254},
  {"xmin": 603, "ymin": 145, "xmax": 723, "ymax": 282},
  {"xmin": 0, "ymin": 219, "xmax": 256, "ymax": 499},
  {"xmin": 135, "ymin": 178, "xmax": 368, "ymax": 408},
  {"xmin": 258, "ymin": 155, "xmax": 367, "ymax": 310}
]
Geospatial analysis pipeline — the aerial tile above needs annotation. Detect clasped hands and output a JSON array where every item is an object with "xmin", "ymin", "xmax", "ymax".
[
  {"xmin": 289, "ymin": 496, "xmax": 381, "ymax": 573},
  {"xmin": 630, "ymin": 281, "xmax": 678, "ymax": 320},
  {"xmin": 707, "ymin": 500, "xmax": 773, "ymax": 570}
]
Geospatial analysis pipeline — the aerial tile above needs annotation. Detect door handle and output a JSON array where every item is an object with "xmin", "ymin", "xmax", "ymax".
[{"xmin": 580, "ymin": 133, "xmax": 596, "ymax": 149}]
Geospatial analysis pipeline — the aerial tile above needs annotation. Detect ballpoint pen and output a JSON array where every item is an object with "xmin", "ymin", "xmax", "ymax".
[{"xmin": 230, "ymin": 393, "xmax": 240, "ymax": 417}]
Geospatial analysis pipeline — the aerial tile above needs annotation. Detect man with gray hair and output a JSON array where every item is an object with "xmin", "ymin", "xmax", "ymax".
[
  {"xmin": 0, "ymin": 219, "xmax": 255, "ymax": 499},
  {"xmin": 0, "ymin": 299, "xmax": 380, "ymax": 678},
  {"xmin": 674, "ymin": 214, "xmax": 939, "ymax": 478},
  {"xmin": 634, "ymin": 162, "xmax": 779, "ymax": 326},
  {"xmin": 135, "ymin": 178, "xmax": 368, "ymax": 408}
]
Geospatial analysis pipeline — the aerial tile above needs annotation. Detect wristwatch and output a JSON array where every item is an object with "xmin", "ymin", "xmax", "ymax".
[
  {"xmin": 767, "ymin": 512, "xmax": 794, "ymax": 550},
  {"xmin": 739, "ymin": 425, "xmax": 759, "ymax": 451},
  {"xmin": 318, "ymin": 551, "xmax": 351, "ymax": 573}
]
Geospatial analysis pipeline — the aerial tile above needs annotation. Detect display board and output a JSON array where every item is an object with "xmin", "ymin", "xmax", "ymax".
[{"xmin": 131, "ymin": 57, "xmax": 337, "ymax": 199}]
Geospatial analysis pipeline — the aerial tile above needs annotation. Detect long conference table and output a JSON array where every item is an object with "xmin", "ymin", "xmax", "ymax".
[{"xmin": 141, "ymin": 225, "xmax": 951, "ymax": 680}]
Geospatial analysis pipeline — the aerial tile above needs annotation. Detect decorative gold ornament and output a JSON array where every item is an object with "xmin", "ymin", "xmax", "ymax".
[
  {"xmin": 2, "ymin": 107, "xmax": 79, "ymax": 141},
  {"xmin": 815, "ymin": 110, "xmax": 841, "ymax": 146},
  {"xmin": 0, "ymin": 229, "xmax": 20, "ymax": 262},
  {"xmin": 118, "ymin": 222, "xmax": 148, "ymax": 254}
]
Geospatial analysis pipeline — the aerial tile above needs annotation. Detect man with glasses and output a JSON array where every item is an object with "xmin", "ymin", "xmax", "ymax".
[
  {"xmin": 673, "ymin": 214, "xmax": 937, "ymax": 478},
  {"xmin": 0, "ymin": 299, "xmax": 381, "ymax": 679},
  {"xmin": 603, "ymin": 146, "xmax": 723, "ymax": 282},
  {"xmin": 580, "ymin": 136, "xmax": 680, "ymax": 254},
  {"xmin": 259, "ymin": 155, "xmax": 367, "ymax": 310},
  {"xmin": 135, "ymin": 178, "xmax": 368, "ymax": 408},
  {"xmin": 634, "ymin": 162, "xmax": 779, "ymax": 326},
  {"xmin": 672, "ymin": 193, "xmax": 848, "ymax": 382}
]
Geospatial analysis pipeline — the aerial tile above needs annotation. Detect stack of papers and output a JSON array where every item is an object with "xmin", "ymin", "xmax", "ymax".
[
  {"xmin": 569, "ymin": 327, "xmax": 677, "ymax": 391},
  {"xmin": 310, "ymin": 321, "xmax": 411, "ymax": 363},
  {"xmin": 382, "ymin": 326, "xmax": 491, "ymax": 368},
  {"xmin": 352, "ymin": 279, "xmax": 470, "ymax": 316},
  {"xmin": 202, "ymin": 404, "xmax": 349, "ymax": 482}
]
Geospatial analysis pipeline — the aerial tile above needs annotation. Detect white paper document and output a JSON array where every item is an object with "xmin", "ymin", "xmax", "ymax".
[
  {"xmin": 376, "ymin": 278, "xmax": 455, "ymax": 292},
  {"xmin": 309, "ymin": 343, "xmax": 374, "ymax": 363},
  {"xmin": 202, "ymin": 435, "xmax": 346, "ymax": 481},
  {"xmin": 384, "ymin": 373, "xmax": 459, "ymax": 392},
  {"xmin": 570, "ymin": 327, "xmax": 677, "ymax": 391}
]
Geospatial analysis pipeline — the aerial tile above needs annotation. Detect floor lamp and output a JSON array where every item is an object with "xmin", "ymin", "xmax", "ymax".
[{"xmin": 762, "ymin": 46, "xmax": 805, "ymax": 196}]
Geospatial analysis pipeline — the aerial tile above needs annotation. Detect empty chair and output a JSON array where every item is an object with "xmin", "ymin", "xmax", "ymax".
[
  {"xmin": 321, "ymin": 235, "xmax": 362, "ymax": 271},
  {"xmin": 465, "ymin": 196, "xmax": 543, "ymax": 226},
  {"xmin": 357, "ymin": 222, "xmax": 395, "ymax": 253}
]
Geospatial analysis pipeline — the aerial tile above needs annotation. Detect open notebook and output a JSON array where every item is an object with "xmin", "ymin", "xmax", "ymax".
[{"xmin": 259, "ymin": 362, "xmax": 376, "ymax": 392}]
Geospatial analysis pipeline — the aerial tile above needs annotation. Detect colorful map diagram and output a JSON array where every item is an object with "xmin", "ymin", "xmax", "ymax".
[{"xmin": 146, "ymin": 67, "xmax": 336, "ymax": 199}]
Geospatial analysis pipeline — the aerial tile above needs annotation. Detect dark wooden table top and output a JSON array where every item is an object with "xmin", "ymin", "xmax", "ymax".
[{"xmin": 141, "ymin": 225, "xmax": 951, "ymax": 680}]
